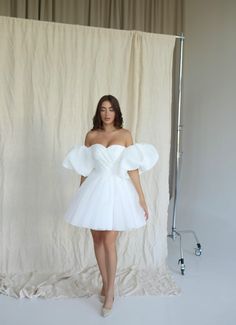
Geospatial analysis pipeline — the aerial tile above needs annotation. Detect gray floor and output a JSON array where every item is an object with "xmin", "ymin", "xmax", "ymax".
[{"xmin": 0, "ymin": 216, "xmax": 235, "ymax": 325}]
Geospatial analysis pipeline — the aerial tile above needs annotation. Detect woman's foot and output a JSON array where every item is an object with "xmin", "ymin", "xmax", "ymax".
[
  {"xmin": 99, "ymin": 283, "xmax": 106, "ymax": 303},
  {"xmin": 101, "ymin": 294, "xmax": 114, "ymax": 317},
  {"xmin": 100, "ymin": 283, "xmax": 106, "ymax": 297},
  {"xmin": 103, "ymin": 292, "xmax": 114, "ymax": 309}
]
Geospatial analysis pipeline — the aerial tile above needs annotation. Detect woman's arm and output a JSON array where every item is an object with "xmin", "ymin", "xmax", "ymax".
[
  {"xmin": 127, "ymin": 169, "xmax": 145, "ymax": 200},
  {"xmin": 125, "ymin": 131, "xmax": 149, "ymax": 220},
  {"xmin": 79, "ymin": 131, "xmax": 92, "ymax": 186}
]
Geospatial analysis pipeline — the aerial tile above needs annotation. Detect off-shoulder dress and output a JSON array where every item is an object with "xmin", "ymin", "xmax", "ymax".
[{"xmin": 62, "ymin": 143, "xmax": 159, "ymax": 231}]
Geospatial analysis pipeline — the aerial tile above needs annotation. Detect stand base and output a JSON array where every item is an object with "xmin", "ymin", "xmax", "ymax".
[{"xmin": 167, "ymin": 228, "xmax": 202, "ymax": 275}]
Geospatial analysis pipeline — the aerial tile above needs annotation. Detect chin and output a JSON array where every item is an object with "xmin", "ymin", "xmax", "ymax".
[{"xmin": 104, "ymin": 120, "xmax": 114, "ymax": 124}]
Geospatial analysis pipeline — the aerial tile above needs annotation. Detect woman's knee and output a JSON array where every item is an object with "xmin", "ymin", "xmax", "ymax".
[{"xmin": 103, "ymin": 231, "xmax": 119, "ymax": 248}]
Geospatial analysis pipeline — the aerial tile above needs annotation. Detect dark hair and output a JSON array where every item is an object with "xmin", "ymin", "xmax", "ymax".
[{"xmin": 91, "ymin": 95, "xmax": 123, "ymax": 131}]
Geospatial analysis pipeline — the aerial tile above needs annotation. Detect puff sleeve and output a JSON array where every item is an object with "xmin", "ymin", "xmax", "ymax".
[
  {"xmin": 118, "ymin": 143, "xmax": 159, "ymax": 179},
  {"xmin": 62, "ymin": 145, "xmax": 94, "ymax": 177}
]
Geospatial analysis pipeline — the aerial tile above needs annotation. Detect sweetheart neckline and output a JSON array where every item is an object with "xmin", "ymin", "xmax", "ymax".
[{"xmin": 85, "ymin": 143, "xmax": 133, "ymax": 149}]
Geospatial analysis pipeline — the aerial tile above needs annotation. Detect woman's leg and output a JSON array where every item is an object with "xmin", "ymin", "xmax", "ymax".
[
  {"xmin": 90, "ymin": 229, "xmax": 108, "ymax": 295},
  {"xmin": 102, "ymin": 230, "xmax": 119, "ymax": 308}
]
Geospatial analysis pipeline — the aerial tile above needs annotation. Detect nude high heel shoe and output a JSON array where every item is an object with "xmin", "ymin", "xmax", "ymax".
[{"xmin": 101, "ymin": 297, "xmax": 114, "ymax": 317}]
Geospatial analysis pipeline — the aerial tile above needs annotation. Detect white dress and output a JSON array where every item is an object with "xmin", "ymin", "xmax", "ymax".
[{"xmin": 62, "ymin": 143, "xmax": 159, "ymax": 231}]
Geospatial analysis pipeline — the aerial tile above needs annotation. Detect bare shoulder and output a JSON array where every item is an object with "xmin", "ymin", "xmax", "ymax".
[
  {"xmin": 84, "ymin": 130, "xmax": 97, "ymax": 146},
  {"xmin": 121, "ymin": 128, "xmax": 133, "ymax": 146}
]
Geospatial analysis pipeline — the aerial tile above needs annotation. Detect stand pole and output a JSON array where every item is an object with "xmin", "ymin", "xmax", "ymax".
[{"xmin": 168, "ymin": 32, "xmax": 202, "ymax": 275}]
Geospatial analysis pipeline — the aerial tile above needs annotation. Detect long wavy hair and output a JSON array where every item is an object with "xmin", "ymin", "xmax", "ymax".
[{"xmin": 91, "ymin": 95, "xmax": 123, "ymax": 131}]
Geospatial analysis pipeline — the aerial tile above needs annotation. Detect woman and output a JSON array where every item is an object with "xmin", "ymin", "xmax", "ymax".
[{"xmin": 62, "ymin": 94, "xmax": 159, "ymax": 317}]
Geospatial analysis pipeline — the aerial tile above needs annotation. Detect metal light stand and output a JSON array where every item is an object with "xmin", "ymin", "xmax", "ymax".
[{"xmin": 167, "ymin": 32, "xmax": 202, "ymax": 275}]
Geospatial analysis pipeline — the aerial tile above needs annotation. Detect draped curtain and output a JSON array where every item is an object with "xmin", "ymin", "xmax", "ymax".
[
  {"xmin": 0, "ymin": 15, "xmax": 181, "ymax": 298},
  {"xmin": 0, "ymin": 0, "xmax": 184, "ymax": 200}
]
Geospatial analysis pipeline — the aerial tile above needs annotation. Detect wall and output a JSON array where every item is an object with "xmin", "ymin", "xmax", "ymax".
[{"xmin": 171, "ymin": 0, "xmax": 236, "ymax": 248}]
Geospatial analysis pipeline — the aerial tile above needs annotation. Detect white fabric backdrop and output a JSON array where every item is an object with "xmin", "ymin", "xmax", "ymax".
[{"xmin": 0, "ymin": 16, "xmax": 181, "ymax": 298}]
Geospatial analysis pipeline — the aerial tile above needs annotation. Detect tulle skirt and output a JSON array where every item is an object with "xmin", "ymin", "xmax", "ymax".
[{"xmin": 64, "ymin": 169, "xmax": 147, "ymax": 231}]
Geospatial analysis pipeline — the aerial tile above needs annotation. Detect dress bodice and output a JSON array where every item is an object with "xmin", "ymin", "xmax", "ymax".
[
  {"xmin": 90, "ymin": 144, "xmax": 125, "ymax": 175},
  {"xmin": 62, "ymin": 143, "xmax": 159, "ymax": 179}
]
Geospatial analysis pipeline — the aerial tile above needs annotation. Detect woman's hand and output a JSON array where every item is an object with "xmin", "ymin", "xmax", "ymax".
[
  {"xmin": 80, "ymin": 175, "xmax": 87, "ymax": 186},
  {"xmin": 139, "ymin": 197, "xmax": 149, "ymax": 220}
]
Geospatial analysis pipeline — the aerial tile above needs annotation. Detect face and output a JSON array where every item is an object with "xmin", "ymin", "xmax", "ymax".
[{"xmin": 100, "ymin": 100, "xmax": 116, "ymax": 126}]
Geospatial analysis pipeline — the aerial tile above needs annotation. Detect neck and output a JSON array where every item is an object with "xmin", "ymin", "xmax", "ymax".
[{"xmin": 102, "ymin": 124, "xmax": 117, "ymax": 132}]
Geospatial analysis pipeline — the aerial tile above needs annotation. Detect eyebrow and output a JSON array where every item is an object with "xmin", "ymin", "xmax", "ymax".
[{"xmin": 101, "ymin": 106, "xmax": 113, "ymax": 109}]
